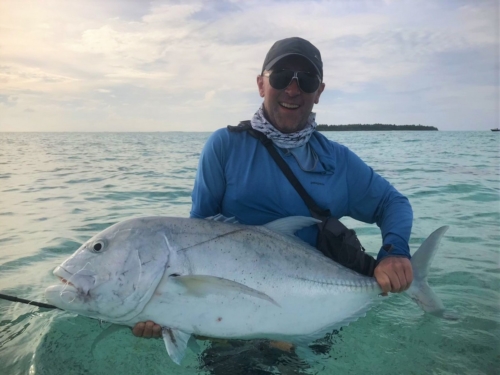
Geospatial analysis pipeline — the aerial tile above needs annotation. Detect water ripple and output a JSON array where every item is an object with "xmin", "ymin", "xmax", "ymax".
[{"xmin": 0, "ymin": 131, "xmax": 498, "ymax": 375}]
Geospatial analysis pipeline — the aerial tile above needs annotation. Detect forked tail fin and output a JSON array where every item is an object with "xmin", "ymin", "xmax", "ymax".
[{"xmin": 406, "ymin": 226, "xmax": 449, "ymax": 314}]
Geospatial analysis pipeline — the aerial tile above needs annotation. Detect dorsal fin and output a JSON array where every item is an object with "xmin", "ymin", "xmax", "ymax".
[
  {"xmin": 264, "ymin": 216, "xmax": 320, "ymax": 237},
  {"xmin": 205, "ymin": 214, "xmax": 239, "ymax": 224}
]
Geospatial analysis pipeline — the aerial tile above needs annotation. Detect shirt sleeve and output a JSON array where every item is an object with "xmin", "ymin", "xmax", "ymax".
[
  {"xmin": 344, "ymin": 148, "xmax": 413, "ymax": 261},
  {"xmin": 190, "ymin": 130, "xmax": 227, "ymax": 219}
]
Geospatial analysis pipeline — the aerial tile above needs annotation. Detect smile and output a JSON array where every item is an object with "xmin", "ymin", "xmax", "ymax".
[{"xmin": 279, "ymin": 102, "xmax": 299, "ymax": 109}]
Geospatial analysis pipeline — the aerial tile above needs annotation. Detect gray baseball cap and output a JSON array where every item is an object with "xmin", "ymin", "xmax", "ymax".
[{"xmin": 262, "ymin": 37, "xmax": 323, "ymax": 79}]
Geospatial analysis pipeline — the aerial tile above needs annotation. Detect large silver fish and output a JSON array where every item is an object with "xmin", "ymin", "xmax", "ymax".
[{"xmin": 45, "ymin": 216, "xmax": 448, "ymax": 365}]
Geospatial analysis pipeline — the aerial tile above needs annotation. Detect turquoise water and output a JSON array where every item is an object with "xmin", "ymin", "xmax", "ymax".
[{"xmin": 0, "ymin": 131, "xmax": 498, "ymax": 375}]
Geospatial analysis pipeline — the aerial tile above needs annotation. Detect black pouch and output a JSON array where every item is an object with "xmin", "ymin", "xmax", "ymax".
[{"xmin": 316, "ymin": 218, "xmax": 376, "ymax": 277}]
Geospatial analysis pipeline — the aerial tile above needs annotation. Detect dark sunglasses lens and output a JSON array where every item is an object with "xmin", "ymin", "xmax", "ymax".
[
  {"xmin": 269, "ymin": 70, "xmax": 294, "ymax": 90},
  {"xmin": 297, "ymin": 72, "xmax": 320, "ymax": 93},
  {"xmin": 269, "ymin": 70, "xmax": 320, "ymax": 93}
]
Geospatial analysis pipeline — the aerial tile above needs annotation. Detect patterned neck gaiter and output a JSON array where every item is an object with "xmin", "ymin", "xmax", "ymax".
[{"xmin": 250, "ymin": 104, "xmax": 317, "ymax": 149}]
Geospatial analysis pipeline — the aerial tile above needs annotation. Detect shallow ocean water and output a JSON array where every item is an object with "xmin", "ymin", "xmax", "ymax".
[{"xmin": 0, "ymin": 131, "xmax": 498, "ymax": 375}]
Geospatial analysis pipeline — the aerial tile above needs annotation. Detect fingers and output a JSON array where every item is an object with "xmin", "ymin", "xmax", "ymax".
[
  {"xmin": 396, "ymin": 259, "xmax": 413, "ymax": 292},
  {"xmin": 132, "ymin": 322, "xmax": 145, "ymax": 337},
  {"xmin": 132, "ymin": 321, "xmax": 162, "ymax": 339},
  {"xmin": 374, "ymin": 257, "xmax": 413, "ymax": 294},
  {"xmin": 375, "ymin": 270, "xmax": 391, "ymax": 294},
  {"xmin": 152, "ymin": 323, "xmax": 162, "ymax": 338},
  {"xmin": 403, "ymin": 264, "xmax": 413, "ymax": 291},
  {"xmin": 389, "ymin": 271, "xmax": 402, "ymax": 293},
  {"xmin": 395, "ymin": 268, "xmax": 407, "ymax": 293},
  {"xmin": 143, "ymin": 321, "xmax": 154, "ymax": 338}
]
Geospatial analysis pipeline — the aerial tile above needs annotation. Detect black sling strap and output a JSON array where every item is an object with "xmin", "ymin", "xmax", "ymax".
[
  {"xmin": 249, "ymin": 129, "xmax": 330, "ymax": 220},
  {"xmin": 228, "ymin": 120, "xmax": 329, "ymax": 220},
  {"xmin": 227, "ymin": 120, "xmax": 377, "ymax": 276}
]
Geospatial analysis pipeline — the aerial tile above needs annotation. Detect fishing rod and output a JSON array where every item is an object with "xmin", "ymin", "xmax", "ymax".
[{"xmin": 0, "ymin": 293, "xmax": 60, "ymax": 310}]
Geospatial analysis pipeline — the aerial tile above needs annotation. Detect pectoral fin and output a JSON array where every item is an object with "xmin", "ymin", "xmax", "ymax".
[
  {"xmin": 171, "ymin": 275, "xmax": 280, "ymax": 307},
  {"xmin": 90, "ymin": 324, "xmax": 127, "ymax": 355},
  {"xmin": 162, "ymin": 327, "xmax": 191, "ymax": 365}
]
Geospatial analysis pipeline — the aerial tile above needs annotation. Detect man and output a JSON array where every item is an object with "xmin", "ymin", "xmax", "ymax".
[{"xmin": 133, "ymin": 37, "xmax": 413, "ymax": 342}]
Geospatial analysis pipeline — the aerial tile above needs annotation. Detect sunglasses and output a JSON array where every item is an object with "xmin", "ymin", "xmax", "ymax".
[{"xmin": 263, "ymin": 69, "xmax": 321, "ymax": 94}]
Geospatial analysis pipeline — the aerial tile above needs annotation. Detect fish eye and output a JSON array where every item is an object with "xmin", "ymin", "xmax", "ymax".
[{"xmin": 89, "ymin": 240, "xmax": 106, "ymax": 253}]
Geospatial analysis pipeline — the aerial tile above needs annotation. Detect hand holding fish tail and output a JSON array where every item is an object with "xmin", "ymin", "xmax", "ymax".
[
  {"xmin": 132, "ymin": 321, "xmax": 162, "ymax": 339},
  {"xmin": 374, "ymin": 256, "xmax": 413, "ymax": 294}
]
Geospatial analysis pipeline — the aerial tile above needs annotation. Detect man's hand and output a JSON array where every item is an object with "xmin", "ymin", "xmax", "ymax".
[
  {"xmin": 374, "ymin": 256, "xmax": 413, "ymax": 294},
  {"xmin": 132, "ymin": 321, "xmax": 162, "ymax": 338}
]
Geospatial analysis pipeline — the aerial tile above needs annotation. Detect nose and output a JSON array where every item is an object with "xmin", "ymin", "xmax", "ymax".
[{"xmin": 284, "ymin": 78, "xmax": 301, "ymax": 96}]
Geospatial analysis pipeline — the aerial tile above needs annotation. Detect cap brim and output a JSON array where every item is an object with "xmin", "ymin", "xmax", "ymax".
[{"xmin": 263, "ymin": 53, "xmax": 321, "ymax": 77}]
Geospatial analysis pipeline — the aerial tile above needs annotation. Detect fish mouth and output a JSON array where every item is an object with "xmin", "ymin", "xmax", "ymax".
[
  {"xmin": 58, "ymin": 276, "xmax": 75, "ymax": 288},
  {"xmin": 53, "ymin": 266, "xmax": 96, "ymax": 295}
]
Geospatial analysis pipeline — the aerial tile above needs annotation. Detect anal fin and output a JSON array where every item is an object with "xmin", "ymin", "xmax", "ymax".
[{"xmin": 162, "ymin": 327, "xmax": 191, "ymax": 365}]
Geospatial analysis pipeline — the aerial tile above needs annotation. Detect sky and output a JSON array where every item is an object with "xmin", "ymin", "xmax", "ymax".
[{"xmin": 0, "ymin": 0, "xmax": 498, "ymax": 132}]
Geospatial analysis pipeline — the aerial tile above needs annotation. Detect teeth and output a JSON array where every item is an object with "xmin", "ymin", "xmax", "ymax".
[
  {"xmin": 59, "ymin": 277, "xmax": 75, "ymax": 287},
  {"xmin": 280, "ymin": 102, "xmax": 299, "ymax": 109}
]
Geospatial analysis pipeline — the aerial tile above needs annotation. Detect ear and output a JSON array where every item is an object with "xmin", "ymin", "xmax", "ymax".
[
  {"xmin": 314, "ymin": 82, "xmax": 325, "ymax": 104},
  {"xmin": 256, "ymin": 75, "xmax": 265, "ymax": 98}
]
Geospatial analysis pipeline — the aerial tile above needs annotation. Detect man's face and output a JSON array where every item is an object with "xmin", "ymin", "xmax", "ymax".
[{"xmin": 256, "ymin": 56, "xmax": 325, "ymax": 134}]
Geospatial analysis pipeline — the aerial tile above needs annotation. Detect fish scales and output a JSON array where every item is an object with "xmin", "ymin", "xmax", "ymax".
[{"xmin": 45, "ymin": 215, "xmax": 448, "ymax": 365}]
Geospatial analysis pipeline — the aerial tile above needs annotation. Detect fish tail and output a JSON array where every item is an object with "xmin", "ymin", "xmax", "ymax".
[{"xmin": 405, "ymin": 226, "xmax": 449, "ymax": 315}]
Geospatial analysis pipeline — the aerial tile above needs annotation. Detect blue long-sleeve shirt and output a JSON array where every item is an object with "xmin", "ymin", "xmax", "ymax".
[{"xmin": 190, "ymin": 128, "xmax": 413, "ymax": 261}]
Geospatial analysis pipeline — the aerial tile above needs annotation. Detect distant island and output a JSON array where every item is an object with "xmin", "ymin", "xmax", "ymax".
[{"xmin": 317, "ymin": 124, "xmax": 438, "ymax": 131}]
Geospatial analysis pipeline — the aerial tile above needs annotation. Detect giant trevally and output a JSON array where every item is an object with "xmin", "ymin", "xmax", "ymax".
[{"xmin": 45, "ymin": 215, "xmax": 448, "ymax": 365}]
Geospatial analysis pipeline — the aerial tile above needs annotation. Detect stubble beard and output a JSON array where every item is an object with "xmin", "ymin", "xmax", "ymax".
[{"xmin": 263, "ymin": 104, "xmax": 308, "ymax": 134}]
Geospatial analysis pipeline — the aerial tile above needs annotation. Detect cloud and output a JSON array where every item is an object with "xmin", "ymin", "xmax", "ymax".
[
  {"xmin": 0, "ymin": 0, "xmax": 497, "ymax": 131},
  {"xmin": 204, "ymin": 90, "xmax": 216, "ymax": 101},
  {"xmin": 0, "ymin": 94, "xmax": 18, "ymax": 107}
]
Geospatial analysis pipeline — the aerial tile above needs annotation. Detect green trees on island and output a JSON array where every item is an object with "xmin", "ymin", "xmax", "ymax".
[{"xmin": 316, "ymin": 124, "xmax": 438, "ymax": 131}]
